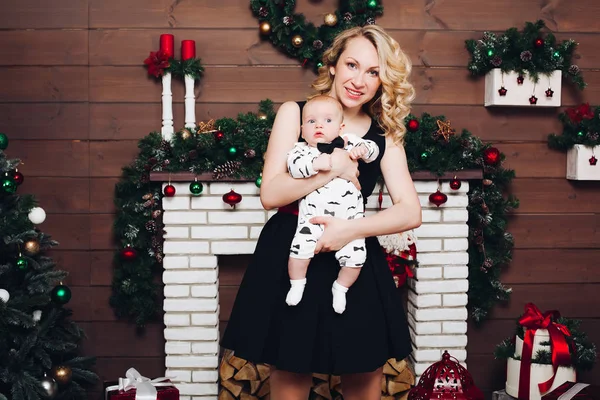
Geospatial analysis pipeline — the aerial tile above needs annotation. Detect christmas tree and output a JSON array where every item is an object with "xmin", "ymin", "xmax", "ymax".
[{"xmin": 0, "ymin": 133, "xmax": 97, "ymax": 400}]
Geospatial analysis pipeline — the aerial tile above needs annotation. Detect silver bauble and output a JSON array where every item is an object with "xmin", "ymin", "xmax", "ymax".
[{"xmin": 40, "ymin": 375, "xmax": 58, "ymax": 398}]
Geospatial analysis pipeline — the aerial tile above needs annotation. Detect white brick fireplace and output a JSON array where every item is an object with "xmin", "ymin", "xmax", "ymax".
[{"xmin": 153, "ymin": 172, "xmax": 476, "ymax": 400}]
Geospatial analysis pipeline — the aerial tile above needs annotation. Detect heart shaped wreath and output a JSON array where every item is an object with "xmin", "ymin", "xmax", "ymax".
[{"xmin": 250, "ymin": 0, "xmax": 383, "ymax": 71}]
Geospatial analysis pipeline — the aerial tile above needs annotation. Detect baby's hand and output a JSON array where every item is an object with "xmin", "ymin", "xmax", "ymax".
[
  {"xmin": 349, "ymin": 144, "xmax": 368, "ymax": 160},
  {"xmin": 312, "ymin": 153, "xmax": 332, "ymax": 171}
]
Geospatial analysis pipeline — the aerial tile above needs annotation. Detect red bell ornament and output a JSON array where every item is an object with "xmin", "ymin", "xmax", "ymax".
[
  {"xmin": 223, "ymin": 189, "xmax": 242, "ymax": 207},
  {"xmin": 429, "ymin": 190, "xmax": 447, "ymax": 207},
  {"xmin": 449, "ymin": 177, "xmax": 461, "ymax": 190},
  {"xmin": 408, "ymin": 351, "xmax": 484, "ymax": 400}
]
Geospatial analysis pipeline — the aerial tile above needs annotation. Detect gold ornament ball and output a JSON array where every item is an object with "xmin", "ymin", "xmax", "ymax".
[
  {"xmin": 24, "ymin": 239, "xmax": 40, "ymax": 256},
  {"xmin": 259, "ymin": 21, "xmax": 271, "ymax": 35},
  {"xmin": 257, "ymin": 111, "xmax": 267, "ymax": 120},
  {"xmin": 180, "ymin": 128, "xmax": 192, "ymax": 140},
  {"xmin": 324, "ymin": 13, "xmax": 338, "ymax": 26},
  {"xmin": 291, "ymin": 35, "xmax": 304, "ymax": 48},
  {"xmin": 52, "ymin": 366, "xmax": 72, "ymax": 386}
]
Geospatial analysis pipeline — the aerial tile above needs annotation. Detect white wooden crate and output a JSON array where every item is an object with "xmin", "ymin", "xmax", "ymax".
[
  {"xmin": 566, "ymin": 144, "xmax": 600, "ymax": 180},
  {"xmin": 484, "ymin": 69, "xmax": 561, "ymax": 107}
]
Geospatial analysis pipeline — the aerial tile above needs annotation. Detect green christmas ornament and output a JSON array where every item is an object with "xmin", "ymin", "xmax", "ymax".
[
  {"xmin": 255, "ymin": 176, "xmax": 262, "ymax": 187},
  {"xmin": 317, "ymin": 62, "xmax": 323, "ymax": 68},
  {"xmin": 553, "ymin": 51, "xmax": 561, "ymax": 58},
  {"xmin": 2, "ymin": 178, "xmax": 17, "ymax": 193},
  {"xmin": 0, "ymin": 133, "xmax": 8, "ymax": 150},
  {"xmin": 487, "ymin": 49, "xmax": 494, "ymax": 57},
  {"xmin": 420, "ymin": 151, "xmax": 430, "ymax": 162},
  {"xmin": 189, "ymin": 181, "xmax": 203, "ymax": 195},
  {"xmin": 16, "ymin": 257, "xmax": 28, "ymax": 270},
  {"xmin": 228, "ymin": 146, "xmax": 238, "ymax": 157},
  {"xmin": 51, "ymin": 284, "xmax": 72, "ymax": 305},
  {"xmin": 367, "ymin": 0, "xmax": 378, "ymax": 9},
  {"xmin": 577, "ymin": 131, "xmax": 585, "ymax": 137}
]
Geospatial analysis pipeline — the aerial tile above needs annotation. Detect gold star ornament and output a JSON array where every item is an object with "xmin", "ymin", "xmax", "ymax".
[
  {"xmin": 197, "ymin": 119, "xmax": 216, "ymax": 133},
  {"xmin": 435, "ymin": 119, "xmax": 455, "ymax": 142}
]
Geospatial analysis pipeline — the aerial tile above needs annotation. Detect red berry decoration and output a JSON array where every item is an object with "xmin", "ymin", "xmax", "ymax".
[
  {"xmin": 120, "ymin": 246, "xmax": 137, "ymax": 261},
  {"xmin": 223, "ymin": 189, "xmax": 242, "ymax": 207},
  {"xmin": 214, "ymin": 130, "xmax": 225, "ymax": 142},
  {"xmin": 407, "ymin": 119, "xmax": 419, "ymax": 132},
  {"xmin": 163, "ymin": 184, "xmax": 176, "ymax": 197},
  {"xmin": 483, "ymin": 147, "xmax": 501, "ymax": 165},
  {"xmin": 534, "ymin": 37, "xmax": 544, "ymax": 48},
  {"xmin": 449, "ymin": 178, "xmax": 461, "ymax": 190},
  {"xmin": 12, "ymin": 170, "xmax": 24, "ymax": 185},
  {"xmin": 428, "ymin": 190, "xmax": 447, "ymax": 207}
]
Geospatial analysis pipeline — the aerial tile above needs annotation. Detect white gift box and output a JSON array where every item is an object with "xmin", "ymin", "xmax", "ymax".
[
  {"xmin": 505, "ymin": 330, "xmax": 576, "ymax": 400},
  {"xmin": 484, "ymin": 69, "xmax": 562, "ymax": 107},
  {"xmin": 567, "ymin": 144, "xmax": 600, "ymax": 180}
]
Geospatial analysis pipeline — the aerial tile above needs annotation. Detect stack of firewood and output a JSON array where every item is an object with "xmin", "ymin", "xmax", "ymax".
[{"xmin": 218, "ymin": 351, "xmax": 414, "ymax": 399}]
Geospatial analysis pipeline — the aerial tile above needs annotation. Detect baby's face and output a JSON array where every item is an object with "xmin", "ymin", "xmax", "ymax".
[{"xmin": 301, "ymin": 101, "xmax": 343, "ymax": 147}]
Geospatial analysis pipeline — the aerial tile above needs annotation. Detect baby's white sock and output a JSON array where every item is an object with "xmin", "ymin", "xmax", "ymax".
[
  {"xmin": 286, "ymin": 278, "xmax": 307, "ymax": 306},
  {"xmin": 332, "ymin": 280, "xmax": 349, "ymax": 314}
]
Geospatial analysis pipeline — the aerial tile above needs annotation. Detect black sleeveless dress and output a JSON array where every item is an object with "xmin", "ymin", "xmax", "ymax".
[{"xmin": 221, "ymin": 102, "xmax": 411, "ymax": 375}]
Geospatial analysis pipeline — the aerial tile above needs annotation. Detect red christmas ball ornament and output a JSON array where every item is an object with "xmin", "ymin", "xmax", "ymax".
[
  {"xmin": 428, "ymin": 190, "xmax": 447, "ymax": 207},
  {"xmin": 534, "ymin": 37, "xmax": 544, "ymax": 48},
  {"xmin": 120, "ymin": 246, "xmax": 137, "ymax": 261},
  {"xmin": 214, "ymin": 130, "xmax": 225, "ymax": 142},
  {"xmin": 407, "ymin": 119, "xmax": 420, "ymax": 132},
  {"xmin": 12, "ymin": 170, "xmax": 24, "ymax": 185},
  {"xmin": 222, "ymin": 189, "xmax": 242, "ymax": 207},
  {"xmin": 482, "ymin": 147, "xmax": 501, "ymax": 165},
  {"xmin": 163, "ymin": 184, "xmax": 176, "ymax": 197},
  {"xmin": 449, "ymin": 178, "xmax": 461, "ymax": 190}
]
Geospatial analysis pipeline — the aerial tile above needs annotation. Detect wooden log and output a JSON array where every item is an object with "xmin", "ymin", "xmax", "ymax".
[
  {"xmin": 387, "ymin": 379, "xmax": 411, "ymax": 395},
  {"xmin": 240, "ymin": 393, "xmax": 259, "ymax": 400},
  {"xmin": 221, "ymin": 379, "xmax": 244, "ymax": 397},
  {"xmin": 228, "ymin": 354, "xmax": 248, "ymax": 370},
  {"xmin": 312, "ymin": 381, "xmax": 332, "ymax": 400},
  {"xmin": 249, "ymin": 380, "xmax": 261, "ymax": 395},
  {"xmin": 383, "ymin": 362, "xmax": 400, "ymax": 376},
  {"xmin": 234, "ymin": 363, "xmax": 259, "ymax": 381},
  {"xmin": 256, "ymin": 380, "xmax": 270, "ymax": 398},
  {"xmin": 219, "ymin": 357, "xmax": 236, "ymax": 381},
  {"xmin": 256, "ymin": 364, "xmax": 270, "ymax": 382},
  {"xmin": 218, "ymin": 388, "xmax": 236, "ymax": 400}
]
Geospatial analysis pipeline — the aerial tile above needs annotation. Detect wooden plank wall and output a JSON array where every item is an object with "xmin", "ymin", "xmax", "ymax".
[{"xmin": 1, "ymin": 0, "xmax": 599, "ymax": 395}]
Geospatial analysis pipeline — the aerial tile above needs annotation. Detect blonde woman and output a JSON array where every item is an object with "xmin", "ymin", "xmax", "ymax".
[{"xmin": 222, "ymin": 25, "xmax": 421, "ymax": 400}]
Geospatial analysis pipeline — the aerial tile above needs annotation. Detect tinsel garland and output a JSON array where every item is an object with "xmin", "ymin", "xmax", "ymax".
[
  {"xmin": 548, "ymin": 103, "xmax": 600, "ymax": 151},
  {"xmin": 250, "ymin": 0, "xmax": 383, "ymax": 72},
  {"xmin": 494, "ymin": 317, "xmax": 597, "ymax": 371},
  {"xmin": 111, "ymin": 101, "xmax": 519, "ymax": 327},
  {"xmin": 465, "ymin": 20, "xmax": 585, "ymax": 90}
]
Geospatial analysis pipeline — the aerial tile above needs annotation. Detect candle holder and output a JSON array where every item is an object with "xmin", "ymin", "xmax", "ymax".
[
  {"xmin": 184, "ymin": 75, "xmax": 196, "ymax": 130},
  {"xmin": 161, "ymin": 72, "xmax": 174, "ymax": 141}
]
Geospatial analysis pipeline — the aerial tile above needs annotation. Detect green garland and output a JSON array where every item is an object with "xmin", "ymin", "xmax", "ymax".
[
  {"xmin": 465, "ymin": 20, "xmax": 585, "ymax": 89},
  {"xmin": 250, "ymin": 0, "xmax": 383, "ymax": 72},
  {"xmin": 111, "ymin": 101, "xmax": 518, "ymax": 327},
  {"xmin": 494, "ymin": 317, "xmax": 597, "ymax": 371},
  {"xmin": 548, "ymin": 103, "xmax": 600, "ymax": 151}
]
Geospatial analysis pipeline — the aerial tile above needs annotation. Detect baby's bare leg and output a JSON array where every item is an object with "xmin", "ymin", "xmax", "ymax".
[
  {"xmin": 336, "ymin": 266, "xmax": 361, "ymax": 288},
  {"xmin": 286, "ymin": 257, "xmax": 311, "ymax": 306}
]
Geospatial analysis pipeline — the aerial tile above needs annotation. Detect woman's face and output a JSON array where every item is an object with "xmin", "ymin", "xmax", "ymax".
[{"xmin": 329, "ymin": 36, "xmax": 382, "ymax": 110}]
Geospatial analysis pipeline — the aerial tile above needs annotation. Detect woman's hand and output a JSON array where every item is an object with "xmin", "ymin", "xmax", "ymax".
[
  {"xmin": 309, "ymin": 216, "xmax": 356, "ymax": 253},
  {"xmin": 330, "ymin": 149, "xmax": 361, "ymax": 190}
]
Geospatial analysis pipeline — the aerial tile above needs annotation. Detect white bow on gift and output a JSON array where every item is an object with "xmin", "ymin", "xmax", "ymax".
[{"xmin": 105, "ymin": 368, "xmax": 173, "ymax": 400}]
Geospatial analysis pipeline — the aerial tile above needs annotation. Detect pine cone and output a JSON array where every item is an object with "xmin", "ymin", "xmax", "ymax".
[
  {"xmin": 244, "ymin": 149, "xmax": 256, "ymax": 159},
  {"xmin": 145, "ymin": 220, "xmax": 157, "ymax": 233},
  {"xmin": 213, "ymin": 160, "xmax": 242, "ymax": 180},
  {"xmin": 151, "ymin": 235, "xmax": 161, "ymax": 248},
  {"xmin": 152, "ymin": 210, "xmax": 162, "ymax": 219}
]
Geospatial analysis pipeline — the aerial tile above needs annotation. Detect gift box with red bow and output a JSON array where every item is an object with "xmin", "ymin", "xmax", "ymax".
[
  {"xmin": 541, "ymin": 382, "xmax": 600, "ymax": 400},
  {"xmin": 104, "ymin": 368, "xmax": 179, "ymax": 400},
  {"xmin": 494, "ymin": 303, "xmax": 597, "ymax": 400}
]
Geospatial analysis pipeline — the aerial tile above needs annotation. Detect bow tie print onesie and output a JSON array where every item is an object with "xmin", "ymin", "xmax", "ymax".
[{"xmin": 286, "ymin": 133, "xmax": 379, "ymax": 313}]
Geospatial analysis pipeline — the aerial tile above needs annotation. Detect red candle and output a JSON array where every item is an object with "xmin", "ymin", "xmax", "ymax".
[
  {"xmin": 159, "ymin": 34, "xmax": 174, "ymax": 58},
  {"xmin": 181, "ymin": 40, "xmax": 196, "ymax": 61}
]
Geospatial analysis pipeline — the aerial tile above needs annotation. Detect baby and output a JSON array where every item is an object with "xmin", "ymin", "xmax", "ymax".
[{"xmin": 285, "ymin": 95, "xmax": 379, "ymax": 314}]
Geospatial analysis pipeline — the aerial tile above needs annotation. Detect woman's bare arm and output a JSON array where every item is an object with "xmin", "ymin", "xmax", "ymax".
[{"xmin": 260, "ymin": 101, "xmax": 360, "ymax": 210}]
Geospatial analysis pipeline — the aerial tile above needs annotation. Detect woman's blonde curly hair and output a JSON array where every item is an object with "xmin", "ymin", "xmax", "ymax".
[{"xmin": 311, "ymin": 25, "xmax": 415, "ymax": 145}]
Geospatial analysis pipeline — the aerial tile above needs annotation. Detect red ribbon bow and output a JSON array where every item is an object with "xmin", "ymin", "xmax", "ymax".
[{"xmin": 518, "ymin": 303, "xmax": 573, "ymax": 400}]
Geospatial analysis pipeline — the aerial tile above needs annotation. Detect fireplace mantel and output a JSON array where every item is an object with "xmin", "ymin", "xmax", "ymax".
[{"xmin": 152, "ymin": 171, "xmax": 481, "ymax": 399}]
